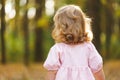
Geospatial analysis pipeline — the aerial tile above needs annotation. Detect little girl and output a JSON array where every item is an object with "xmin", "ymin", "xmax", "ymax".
[{"xmin": 43, "ymin": 5, "xmax": 105, "ymax": 80}]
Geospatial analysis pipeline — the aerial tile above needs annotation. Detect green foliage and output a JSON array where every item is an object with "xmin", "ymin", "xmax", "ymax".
[
  {"xmin": 5, "ymin": 31, "xmax": 24, "ymax": 62},
  {"xmin": 42, "ymin": 28, "xmax": 54, "ymax": 60},
  {"xmin": 4, "ymin": 16, "xmax": 54, "ymax": 62},
  {"xmin": 37, "ymin": 15, "xmax": 49, "ymax": 28},
  {"xmin": 115, "ymin": 6, "xmax": 120, "ymax": 17},
  {"xmin": 1, "ymin": 0, "xmax": 120, "ymax": 64},
  {"xmin": 101, "ymin": 0, "xmax": 107, "ymax": 5},
  {"xmin": 109, "ymin": 35, "xmax": 120, "ymax": 59},
  {"xmin": 101, "ymin": 33, "xmax": 120, "ymax": 59},
  {"xmin": 29, "ymin": 31, "xmax": 35, "ymax": 62}
]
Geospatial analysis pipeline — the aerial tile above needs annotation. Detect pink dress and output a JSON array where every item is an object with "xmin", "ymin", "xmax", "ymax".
[{"xmin": 43, "ymin": 42, "xmax": 103, "ymax": 80}]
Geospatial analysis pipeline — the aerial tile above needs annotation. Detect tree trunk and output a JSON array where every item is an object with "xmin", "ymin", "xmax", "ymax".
[
  {"xmin": 14, "ymin": 0, "xmax": 19, "ymax": 36},
  {"xmin": 86, "ymin": 0, "xmax": 102, "ymax": 52},
  {"xmin": 34, "ymin": 0, "xmax": 45, "ymax": 62},
  {"xmin": 22, "ymin": 0, "xmax": 29, "ymax": 65},
  {"xmin": 105, "ymin": 0, "xmax": 114, "ymax": 59},
  {"xmin": 118, "ymin": 17, "xmax": 120, "ymax": 41},
  {"xmin": 0, "ymin": 0, "xmax": 1, "ymax": 56},
  {"xmin": 118, "ymin": 2, "xmax": 120, "ymax": 41},
  {"xmin": 1, "ymin": 0, "xmax": 6, "ymax": 64},
  {"xmin": 34, "ymin": 28, "xmax": 43, "ymax": 62}
]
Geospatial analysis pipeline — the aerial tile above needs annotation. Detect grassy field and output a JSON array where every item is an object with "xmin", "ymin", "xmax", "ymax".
[
  {"xmin": 104, "ymin": 60, "xmax": 120, "ymax": 80},
  {"xmin": 0, "ymin": 60, "xmax": 120, "ymax": 80},
  {"xmin": 0, "ymin": 63, "xmax": 46, "ymax": 80}
]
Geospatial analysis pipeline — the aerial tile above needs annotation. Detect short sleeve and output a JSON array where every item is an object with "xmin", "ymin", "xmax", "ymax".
[
  {"xmin": 88, "ymin": 42, "xmax": 103, "ymax": 73},
  {"xmin": 43, "ymin": 44, "xmax": 61, "ymax": 71}
]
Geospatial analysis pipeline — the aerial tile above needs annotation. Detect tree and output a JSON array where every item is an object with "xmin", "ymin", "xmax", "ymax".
[
  {"xmin": 0, "ymin": 0, "xmax": 1, "ymax": 57},
  {"xmin": 34, "ymin": 0, "xmax": 45, "ymax": 62},
  {"xmin": 14, "ymin": 0, "xmax": 19, "ymax": 36},
  {"xmin": 118, "ymin": 17, "xmax": 120, "ymax": 41},
  {"xmin": 22, "ymin": 0, "xmax": 30, "ymax": 65},
  {"xmin": 86, "ymin": 0, "xmax": 102, "ymax": 52},
  {"xmin": 1, "ymin": 0, "xmax": 6, "ymax": 64},
  {"xmin": 118, "ymin": 1, "xmax": 120, "ymax": 41},
  {"xmin": 104, "ymin": 0, "xmax": 114, "ymax": 59}
]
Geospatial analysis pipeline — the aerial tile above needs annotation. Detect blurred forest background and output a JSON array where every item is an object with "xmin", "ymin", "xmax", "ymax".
[{"xmin": 0, "ymin": 0, "xmax": 120, "ymax": 80}]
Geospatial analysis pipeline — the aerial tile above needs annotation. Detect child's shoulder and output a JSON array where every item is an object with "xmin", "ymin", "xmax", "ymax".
[
  {"xmin": 52, "ymin": 42, "xmax": 95, "ymax": 48},
  {"xmin": 84, "ymin": 42, "xmax": 96, "ymax": 51},
  {"xmin": 53, "ymin": 42, "xmax": 66, "ymax": 47},
  {"xmin": 84, "ymin": 41, "xmax": 94, "ymax": 46},
  {"xmin": 51, "ymin": 42, "xmax": 65, "ymax": 50}
]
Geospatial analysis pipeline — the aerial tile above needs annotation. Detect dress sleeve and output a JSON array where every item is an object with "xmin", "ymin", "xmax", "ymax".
[
  {"xmin": 88, "ymin": 42, "xmax": 103, "ymax": 73},
  {"xmin": 43, "ymin": 44, "xmax": 61, "ymax": 71}
]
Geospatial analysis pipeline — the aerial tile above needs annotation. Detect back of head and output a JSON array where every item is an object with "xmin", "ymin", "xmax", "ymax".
[{"xmin": 52, "ymin": 5, "xmax": 93, "ymax": 44}]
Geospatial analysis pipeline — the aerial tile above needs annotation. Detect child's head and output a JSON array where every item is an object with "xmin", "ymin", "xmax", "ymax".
[{"xmin": 52, "ymin": 5, "xmax": 93, "ymax": 44}]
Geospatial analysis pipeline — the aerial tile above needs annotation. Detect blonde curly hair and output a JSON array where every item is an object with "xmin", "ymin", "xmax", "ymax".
[{"xmin": 52, "ymin": 5, "xmax": 93, "ymax": 44}]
